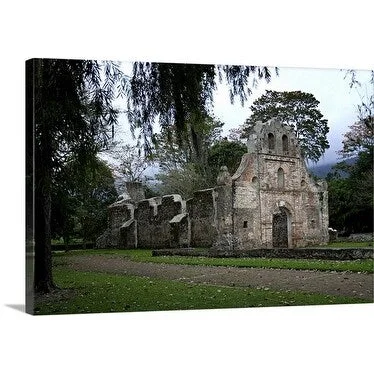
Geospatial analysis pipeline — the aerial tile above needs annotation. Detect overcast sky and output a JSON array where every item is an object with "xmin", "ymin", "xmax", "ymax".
[
  {"xmin": 214, "ymin": 66, "xmax": 372, "ymax": 165},
  {"xmin": 114, "ymin": 63, "xmax": 372, "ymax": 166}
]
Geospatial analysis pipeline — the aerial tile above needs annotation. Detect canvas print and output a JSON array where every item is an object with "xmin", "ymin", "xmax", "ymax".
[{"xmin": 26, "ymin": 59, "xmax": 373, "ymax": 315}]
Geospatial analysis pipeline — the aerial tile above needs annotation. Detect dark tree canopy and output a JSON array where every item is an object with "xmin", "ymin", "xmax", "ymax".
[
  {"xmin": 151, "ymin": 115, "xmax": 224, "ymax": 171},
  {"xmin": 27, "ymin": 59, "xmax": 276, "ymax": 295},
  {"xmin": 27, "ymin": 58, "xmax": 123, "ymax": 293},
  {"xmin": 152, "ymin": 115, "xmax": 225, "ymax": 198},
  {"xmin": 242, "ymin": 90, "xmax": 329, "ymax": 162},
  {"xmin": 127, "ymin": 62, "xmax": 277, "ymax": 153},
  {"xmin": 51, "ymin": 157, "xmax": 117, "ymax": 247},
  {"xmin": 207, "ymin": 139, "xmax": 247, "ymax": 178},
  {"xmin": 327, "ymin": 148, "xmax": 373, "ymax": 233}
]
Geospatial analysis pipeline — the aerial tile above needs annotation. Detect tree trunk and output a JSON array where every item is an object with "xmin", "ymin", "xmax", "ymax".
[
  {"xmin": 34, "ymin": 183, "xmax": 56, "ymax": 293},
  {"xmin": 27, "ymin": 59, "xmax": 56, "ymax": 294},
  {"xmin": 33, "ymin": 124, "xmax": 56, "ymax": 293}
]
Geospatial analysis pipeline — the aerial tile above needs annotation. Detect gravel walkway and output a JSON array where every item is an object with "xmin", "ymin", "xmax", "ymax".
[{"xmin": 65, "ymin": 255, "xmax": 373, "ymax": 301}]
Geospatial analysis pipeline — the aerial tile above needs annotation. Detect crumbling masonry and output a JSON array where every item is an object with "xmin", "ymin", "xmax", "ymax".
[{"xmin": 97, "ymin": 119, "xmax": 329, "ymax": 250}]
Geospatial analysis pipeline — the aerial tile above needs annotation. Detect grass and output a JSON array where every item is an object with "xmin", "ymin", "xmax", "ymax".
[
  {"xmin": 59, "ymin": 249, "xmax": 374, "ymax": 273},
  {"xmin": 326, "ymin": 241, "xmax": 372, "ymax": 248},
  {"xmin": 34, "ymin": 267, "xmax": 370, "ymax": 315}
]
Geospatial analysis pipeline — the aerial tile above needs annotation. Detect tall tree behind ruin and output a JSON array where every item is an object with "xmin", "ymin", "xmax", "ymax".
[
  {"xmin": 241, "ymin": 90, "xmax": 329, "ymax": 162},
  {"xmin": 151, "ymin": 115, "xmax": 224, "ymax": 197},
  {"xmin": 151, "ymin": 115, "xmax": 246, "ymax": 198}
]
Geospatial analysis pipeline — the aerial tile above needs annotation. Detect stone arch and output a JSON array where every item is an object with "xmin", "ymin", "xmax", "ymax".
[
  {"xmin": 282, "ymin": 134, "xmax": 289, "ymax": 153},
  {"xmin": 271, "ymin": 201, "xmax": 294, "ymax": 248},
  {"xmin": 268, "ymin": 133, "xmax": 275, "ymax": 150},
  {"xmin": 277, "ymin": 167, "xmax": 285, "ymax": 188},
  {"xmin": 272, "ymin": 206, "xmax": 291, "ymax": 248}
]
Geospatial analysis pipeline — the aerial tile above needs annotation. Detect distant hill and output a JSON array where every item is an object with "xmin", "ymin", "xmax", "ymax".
[
  {"xmin": 308, "ymin": 157, "xmax": 357, "ymax": 178},
  {"xmin": 308, "ymin": 163, "xmax": 334, "ymax": 178}
]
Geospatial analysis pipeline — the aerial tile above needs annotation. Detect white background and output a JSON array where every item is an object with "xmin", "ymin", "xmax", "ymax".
[{"xmin": 0, "ymin": 1, "xmax": 373, "ymax": 373}]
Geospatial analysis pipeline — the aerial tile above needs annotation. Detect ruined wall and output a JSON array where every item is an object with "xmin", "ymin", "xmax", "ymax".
[
  {"xmin": 96, "ymin": 181, "xmax": 145, "ymax": 248},
  {"xmin": 170, "ymin": 213, "xmax": 190, "ymax": 248},
  {"xmin": 186, "ymin": 179, "xmax": 233, "ymax": 248},
  {"xmin": 215, "ymin": 166, "xmax": 234, "ymax": 237},
  {"xmin": 187, "ymin": 189, "xmax": 216, "ymax": 247},
  {"xmin": 232, "ymin": 153, "xmax": 261, "ymax": 249},
  {"xmin": 135, "ymin": 198, "xmax": 159, "ymax": 248},
  {"xmin": 135, "ymin": 195, "xmax": 186, "ymax": 248},
  {"xmin": 96, "ymin": 201, "xmax": 134, "ymax": 248},
  {"xmin": 120, "ymin": 219, "xmax": 137, "ymax": 248},
  {"xmin": 98, "ymin": 118, "xmax": 329, "ymax": 250},
  {"xmin": 153, "ymin": 195, "xmax": 185, "ymax": 248}
]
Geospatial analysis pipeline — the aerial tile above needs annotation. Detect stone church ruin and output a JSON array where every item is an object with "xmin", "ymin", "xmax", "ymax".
[{"xmin": 97, "ymin": 118, "xmax": 329, "ymax": 250}]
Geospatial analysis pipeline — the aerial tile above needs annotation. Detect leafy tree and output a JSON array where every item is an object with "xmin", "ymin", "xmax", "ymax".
[
  {"xmin": 151, "ymin": 115, "xmax": 224, "ymax": 171},
  {"xmin": 27, "ymin": 59, "xmax": 276, "ymax": 294},
  {"xmin": 73, "ymin": 159, "xmax": 117, "ymax": 246},
  {"xmin": 155, "ymin": 164, "xmax": 209, "ymax": 199},
  {"xmin": 51, "ymin": 157, "xmax": 117, "ymax": 247},
  {"xmin": 127, "ymin": 62, "xmax": 277, "ymax": 154},
  {"xmin": 207, "ymin": 139, "xmax": 247, "ymax": 178},
  {"xmin": 327, "ymin": 149, "xmax": 373, "ymax": 233},
  {"xmin": 50, "ymin": 184, "xmax": 76, "ymax": 248},
  {"xmin": 241, "ymin": 90, "xmax": 329, "ymax": 162},
  {"xmin": 26, "ymin": 59, "xmax": 123, "ymax": 293},
  {"xmin": 340, "ymin": 70, "xmax": 374, "ymax": 158},
  {"xmin": 152, "ymin": 115, "xmax": 225, "ymax": 198},
  {"xmin": 227, "ymin": 127, "xmax": 245, "ymax": 142},
  {"xmin": 327, "ymin": 67, "xmax": 373, "ymax": 236},
  {"xmin": 344, "ymin": 70, "xmax": 374, "ymax": 119},
  {"xmin": 109, "ymin": 143, "xmax": 150, "ymax": 182},
  {"xmin": 154, "ymin": 137, "xmax": 247, "ymax": 198},
  {"xmin": 340, "ymin": 116, "xmax": 374, "ymax": 157}
]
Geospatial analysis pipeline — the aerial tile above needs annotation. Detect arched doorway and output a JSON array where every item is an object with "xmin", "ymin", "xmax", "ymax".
[{"xmin": 272, "ymin": 207, "xmax": 290, "ymax": 248}]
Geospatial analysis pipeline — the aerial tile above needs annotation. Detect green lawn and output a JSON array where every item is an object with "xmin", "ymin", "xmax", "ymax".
[
  {"xmin": 34, "ymin": 267, "xmax": 369, "ymax": 315},
  {"xmin": 326, "ymin": 241, "xmax": 372, "ymax": 248},
  {"xmin": 60, "ymin": 249, "xmax": 374, "ymax": 273},
  {"xmin": 35, "ymin": 249, "xmax": 373, "ymax": 315}
]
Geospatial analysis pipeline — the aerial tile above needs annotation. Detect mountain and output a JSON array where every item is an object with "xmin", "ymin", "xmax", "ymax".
[{"xmin": 308, "ymin": 157, "xmax": 357, "ymax": 178}]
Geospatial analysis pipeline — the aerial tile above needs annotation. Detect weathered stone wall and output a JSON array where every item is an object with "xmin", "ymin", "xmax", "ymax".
[
  {"xmin": 135, "ymin": 198, "xmax": 159, "ymax": 248},
  {"xmin": 187, "ymin": 189, "xmax": 217, "ymax": 247},
  {"xmin": 134, "ymin": 195, "xmax": 186, "ymax": 248},
  {"xmin": 153, "ymin": 195, "xmax": 185, "ymax": 248},
  {"xmin": 119, "ymin": 219, "xmax": 137, "ymax": 248},
  {"xmin": 96, "ymin": 201, "xmax": 134, "ymax": 248},
  {"xmin": 97, "ymin": 181, "xmax": 145, "ymax": 248},
  {"xmin": 170, "ymin": 213, "xmax": 190, "ymax": 248},
  {"xmin": 214, "ymin": 185, "xmax": 233, "ymax": 236},
  {"xmin": 232, "ymin": 154, "xmax": 261, "ymax": 249}
]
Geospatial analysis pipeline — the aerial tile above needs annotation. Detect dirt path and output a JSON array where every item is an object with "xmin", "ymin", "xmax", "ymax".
[{"xmin": 65, "ymin": 255, "xmax": 374, "ymax": 300}]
